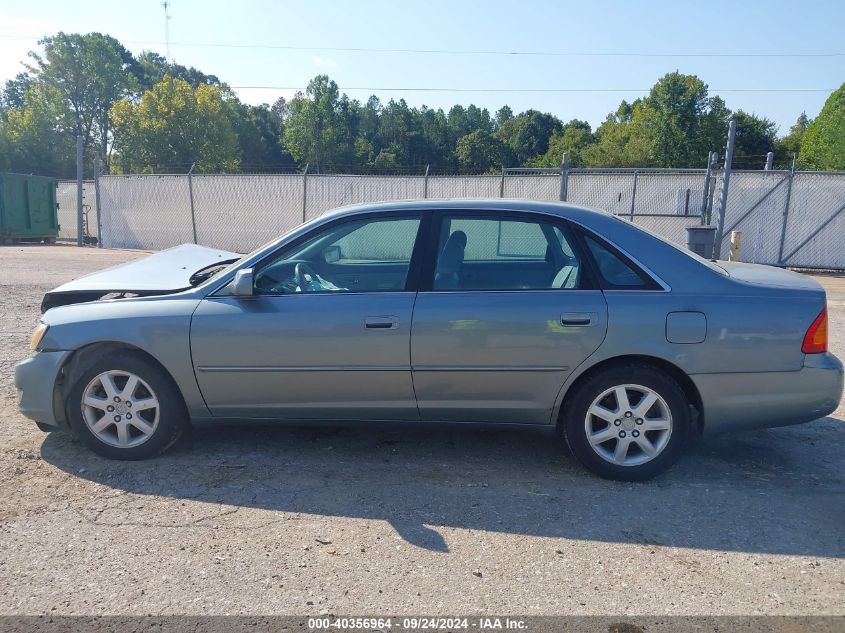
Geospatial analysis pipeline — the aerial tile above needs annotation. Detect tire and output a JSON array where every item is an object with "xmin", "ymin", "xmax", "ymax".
[
  {"xmin": 35, "ymin": 422, "xmax": 56, "ymax": 433},
  {"xmin": 65, "ymin": 350, "xmax": 186, "ymax": 460},
  {"xmin": 561, "ymin": 362, "xmax": 691, "ymax": 481}
]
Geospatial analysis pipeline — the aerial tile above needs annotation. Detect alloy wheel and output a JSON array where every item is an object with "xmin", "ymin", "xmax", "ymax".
[
  {"xmin": 81, "ymin": 370, "xmax": 160, "ymax": 448},
  {"xmin": 584, "ymin": 383, "xmax": 673, "ymax": 467}
]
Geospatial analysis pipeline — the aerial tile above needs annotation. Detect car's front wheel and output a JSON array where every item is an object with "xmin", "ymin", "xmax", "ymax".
[
  {"xmin": 65, "ymin": 351, "xmax": 186, "ymax": 460},
  {"xmin": 561, "ymin": 363, "xmax": 691, "ymax": 481}
]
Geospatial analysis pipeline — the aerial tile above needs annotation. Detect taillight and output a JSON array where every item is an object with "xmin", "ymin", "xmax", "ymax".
[{"xmin": 802, "ymin": 307, "xmax": 828, "ymax": 354}]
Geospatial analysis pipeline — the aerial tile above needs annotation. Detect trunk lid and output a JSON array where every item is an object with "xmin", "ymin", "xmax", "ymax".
[{"xmin": 718, "ymin": 260, "xmax": 824, "ymax": 292}]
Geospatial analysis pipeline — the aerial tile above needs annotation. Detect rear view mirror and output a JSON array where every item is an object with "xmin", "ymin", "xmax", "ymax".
[
  {"xmin": 232, "ymin": 268, "xmax": 254, "ymax": 297},
  {"xmin": 323, "ymin": 245, "xmax": 341, "ymax": 264}
]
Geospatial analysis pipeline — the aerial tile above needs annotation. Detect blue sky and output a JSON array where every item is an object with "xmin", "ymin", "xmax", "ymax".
[{"xmin": 1, "ymin": 0, "xmax": 842, "ymax": 134}]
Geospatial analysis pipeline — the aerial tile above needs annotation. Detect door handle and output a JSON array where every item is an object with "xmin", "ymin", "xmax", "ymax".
[
  {"xmin": 365, "ymin": 316, "xmax": 399, "ymax": 329},
  {"xmin": 560, "ymin": 312, "xmax": 595, "ymax": 327}
]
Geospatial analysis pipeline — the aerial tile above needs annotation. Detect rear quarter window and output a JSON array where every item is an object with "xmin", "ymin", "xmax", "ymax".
[{"xmin": 582, "ymin": 235, "xmax": 659, "ymax": 290}]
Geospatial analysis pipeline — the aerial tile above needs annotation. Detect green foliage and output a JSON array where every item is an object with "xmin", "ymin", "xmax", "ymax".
[
  {"xmin": 29, "ymin": 32, "xmax": 136, "ymax": 170},
  {"xmin": 111, "ymin": 76, "xmax": 240, "ymax": 173},
  {"xmin": 1, "ymin": 81, "xmax": 76, "ymax": 176},
  {"xmin": 642, "ymin": 72, "xmax": 711, "ymax": 167},
  {"xmin": 581, "ymin": 106, "xmax": 651, "ymax": 167},
  {"xmin": 132, "ymin": 51, "xmax": 221, "ymax": 91},
  {"xmin": 798, "ymin": 84, "xmax": 845, "ymax": 170},
  {"xmin": 495, "ymin": 110, "xmax": 562, "ymax": 164},
  {"xmin": 1, "ymin": 30, "xmax": 842, "ymax": 177},
  {"xmin": 731, "ymin": 110, "xmax": 777, "ymax": 169},
  {"xmin": 226, "ymin": 100, "xmax": 294, "ymax": 170},
  {"xmin": 455, "ymin": 130, "xmax": 510, "ymax": 173},
  {"xmin": 1, "ymin": 73, "xmax": 32, "ymax": 109},
  {"xmin": 775, "ymin": 112, "xmax": 811, "ymax": 165},
  {"xmin": 533, "ymin": 120, "xmax": 594, "ymax": 167},
  {"xmin": 283, "ymin": 75, "xmax": 350, "ymax": 171}
]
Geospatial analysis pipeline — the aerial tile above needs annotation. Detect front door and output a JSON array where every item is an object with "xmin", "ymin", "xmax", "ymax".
[
  {"xmin": 191, "ymin": 213, "xmax": 425, "ymax": 421},
  {"xmin": 411, "ymin": 212, "xmax": 608, "ymax": 424}
]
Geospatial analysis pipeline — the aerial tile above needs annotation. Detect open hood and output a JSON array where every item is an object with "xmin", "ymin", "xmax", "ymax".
[{"xmin": 42, "ymin": 244, "xmax": 240, "ymax": 312}]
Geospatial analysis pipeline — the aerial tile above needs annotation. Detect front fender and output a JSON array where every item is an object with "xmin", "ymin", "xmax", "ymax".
[{"xmin": 39, "ymin": 297, "xmax": 210, "ymax": 418}]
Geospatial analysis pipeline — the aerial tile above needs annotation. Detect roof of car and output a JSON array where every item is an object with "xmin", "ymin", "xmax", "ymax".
[{"xmin": 321, "ymin": 198, "xmax": 611, "ymax": 223}]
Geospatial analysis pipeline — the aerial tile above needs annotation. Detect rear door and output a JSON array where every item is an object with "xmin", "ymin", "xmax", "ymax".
[{"xmin": 410, "ymin": 210, "xmax": 608, "ymax": 424}]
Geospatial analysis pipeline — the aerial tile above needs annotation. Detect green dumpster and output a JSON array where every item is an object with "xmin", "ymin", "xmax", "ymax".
[{"xmin": 0, "ymin": 173, "xmax": 59, "ymax": 244}]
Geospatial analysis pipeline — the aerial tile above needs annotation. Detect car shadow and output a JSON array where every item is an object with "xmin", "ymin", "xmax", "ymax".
[{"xmin": 40, "ymin": 417, "xmax": 845, "ymax": 557}]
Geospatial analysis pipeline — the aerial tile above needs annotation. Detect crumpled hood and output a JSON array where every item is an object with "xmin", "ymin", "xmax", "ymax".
[{"xmin": 42, "ymin": 244, "xmax": 239, "ymax": 312}]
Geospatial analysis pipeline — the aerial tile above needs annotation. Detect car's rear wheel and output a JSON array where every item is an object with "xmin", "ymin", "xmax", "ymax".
[
  {"xmin": 561, "ymin": 363, "xmax": 691, "ymax": 481},
  {"xmin": 65, "ymin": 351, "xmax": 185, "ymax": 460}
]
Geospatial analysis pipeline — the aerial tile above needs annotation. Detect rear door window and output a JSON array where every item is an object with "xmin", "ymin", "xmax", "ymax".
[{"xmin": 431, "ymin": 215, "xmax": 584, "ymax": 291}]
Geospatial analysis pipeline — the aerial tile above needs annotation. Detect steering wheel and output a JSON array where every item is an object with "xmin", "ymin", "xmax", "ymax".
[{"xmin": 294, "ymin": 262, "xmax": 319, "ymax": 291}]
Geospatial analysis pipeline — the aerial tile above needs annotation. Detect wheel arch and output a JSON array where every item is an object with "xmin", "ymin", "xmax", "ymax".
[
  {"xmin": 555, "ymin": 354, "xmax": 704, "ymax": 433},
  {"xmin": 56, "ymin": 341, "xmax": 190, "ymax": 426}
]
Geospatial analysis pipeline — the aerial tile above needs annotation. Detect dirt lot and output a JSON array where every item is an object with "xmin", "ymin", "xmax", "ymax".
[{"xmin": 0, "ymin": 245, "xmax": 843, "ymax": 616}]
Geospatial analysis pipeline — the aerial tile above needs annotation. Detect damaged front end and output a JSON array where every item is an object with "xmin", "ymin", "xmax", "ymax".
[{"xmin": 41, "ymin": 244, "xmax": 240, "ymax": 313}]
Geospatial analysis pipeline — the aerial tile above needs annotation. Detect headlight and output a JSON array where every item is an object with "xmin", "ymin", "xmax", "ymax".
[{"xmin": 30, "ymin": 322, "xmax": 49, "ymax": 351}]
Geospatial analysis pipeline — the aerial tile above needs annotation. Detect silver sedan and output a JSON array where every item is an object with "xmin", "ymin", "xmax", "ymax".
[{"xmin": 15, "ymin": 200, "xmax": 844, "ymax": 480}]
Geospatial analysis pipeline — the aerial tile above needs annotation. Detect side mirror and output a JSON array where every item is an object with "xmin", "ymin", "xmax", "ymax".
[
  {"xmin": 231, "ymin": 268, "xmax": 254, "ymax": 297},
  {"xmin": 322, "ymin": 245, "xmax": 341, "ymax": 264}
]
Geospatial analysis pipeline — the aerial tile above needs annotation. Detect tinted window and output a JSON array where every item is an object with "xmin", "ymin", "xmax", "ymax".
[
  {"xmin": 583, "ymin": 235, "xmax": 651, "ymax": 289},
  {"xmin": 433, "ymin": 216, "xmax": 583, "ymax": 290},
  {"xmin": 255, "ymin": 216, "xmax": 421, "ymax": 294}
]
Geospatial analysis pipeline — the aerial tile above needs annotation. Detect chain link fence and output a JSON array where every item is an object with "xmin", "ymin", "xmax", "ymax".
[
  {"xmin": 780, "ymin": 173, "xmax": 845, "ymax": 269},
  {"xmin": 56, "ymin": 180, "xmax": 97, "ymax": 242},
  {"xmin": 88, "ymin": 168, "xmax": 845, "ymax": 269}
]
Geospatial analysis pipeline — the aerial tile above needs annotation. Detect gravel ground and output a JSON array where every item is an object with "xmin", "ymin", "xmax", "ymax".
[{"xmin": 0, "ymin": 245, "xmax": 843, "ymax": 616}]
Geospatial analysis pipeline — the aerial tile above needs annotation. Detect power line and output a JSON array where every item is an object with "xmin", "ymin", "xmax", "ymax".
[
  {"xmin": 231, "ymin": 86, "xmax": 836, "ymax": 93},
  {"xmin": 1, "ymin": 33, "xmax": 844, "ymax": 58}
]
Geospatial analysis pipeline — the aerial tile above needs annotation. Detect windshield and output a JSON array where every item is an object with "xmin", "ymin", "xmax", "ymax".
[
  {"xmin": 189, "ymin": 258, "xmax": 243, "ymax": 286},
  {"xmin": 190, "ymin": 216, "xmax": 332, "ymax": 289}
]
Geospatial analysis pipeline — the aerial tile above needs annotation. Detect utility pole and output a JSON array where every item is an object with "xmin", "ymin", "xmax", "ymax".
[
  {"xmin": 559, "ymin": 153, "xmax": 569, "ymax": 202},
  {"xmin": 76, "ymin": 135, "xmax": 83, "ymax": 247},
  {"xmin": 162, "ymin": 1, "xmax": 172, "ymax": 60},
  {"xmin": 714, "ymin": 120, "xmax": 736, "ymax": 259}
]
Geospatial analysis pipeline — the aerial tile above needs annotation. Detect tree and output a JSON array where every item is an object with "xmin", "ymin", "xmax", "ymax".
[
  {"xmin": 283, "ymin": 75, "xmax": 348, "ymax": 171},
  {"xmin": 581, "ymin": 103, "xmax": 651, "ymax": 167},
  {"xmin": 1, "ymin": 73, "xmax": 32, "ymax": 110},
  {"xmin": 731, "ymin": 110, "xmax": 777, "ymax": 169},
  {"xmin": 28, "ymin": 32, "xmax": 136, "ymax": 169},
  {"xmin": 455, "ymin": 130, "xmax": 510, "ymax": 173},
  {"xmin": 533, "ymin": 119, "xmax": 595, "ymax": 167},
  {"xmin": 776, "ymin": 112, "xmax": 811, "ymax": 165},
  {"xmin": 226, "ymin": 100, "xmax": 294, "ymax": 170},
  {"xmin": 379, "ymin": 99, "xmax": 416, "ymax": 165},
  {"xmin": 496, "ymin": 110, "xmax": 563, "ymax": 165},
  {"xmin": 697, "ymin": 95, "xmax": 731, "ymax": 159},
  {"xmin": 494, "ymin": 105, "xmax": 514, "ymax": 129},
  {"xmin": 110, "ymin": 75, "xmax": 240, "ymax": 173},
  {"xmin": 131, "ymin": 51, "xmax": 221, "ymax": 91},
  {"xmin": 495, "ymin": 109, "xmax": 563, "ymax": 164},
  {"xmin": 640, "ymin": 72, "xmax": 714, "ymax": 167},
  {"xmin": 2, "ymin": 32, "xmax": 833, "ymax": 176},
  {"xmin": 413, "ymin": 105, "xmax": 451, "ymax": 169},
  {"xmin": 0, "ymin": 82, "xmax": 75, "ymax": 177},
  {"xmin": 798, "ymin": 84, "xmax": 845, "ymax": 170}
]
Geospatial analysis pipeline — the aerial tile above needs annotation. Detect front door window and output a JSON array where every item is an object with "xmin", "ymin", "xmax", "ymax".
[{"xmin": 254, "ymin": 216, "xmax": 422, "ymax": 294}]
